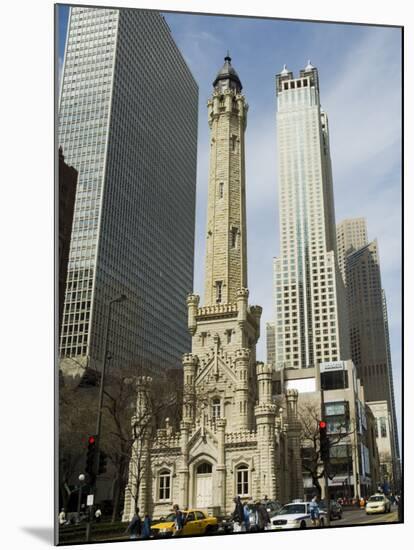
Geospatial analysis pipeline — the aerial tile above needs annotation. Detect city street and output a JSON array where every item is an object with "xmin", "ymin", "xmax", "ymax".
[{"xmin": 333, "ymin": 507, "xmax": 398, "ymax": 527}]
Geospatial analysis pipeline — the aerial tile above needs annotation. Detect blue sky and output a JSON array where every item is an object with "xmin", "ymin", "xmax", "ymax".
[{"xmin": 57, "ymin": 7, "xmax": 402, "ymax": 438}]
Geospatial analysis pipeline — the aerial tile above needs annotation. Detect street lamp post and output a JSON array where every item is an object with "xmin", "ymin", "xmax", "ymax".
[
  {"xmin": 85, "ymin": 293, "xmax": 127, "ymax": 542},
  {"xmin": 77, "ymin": 473, "xmax": 85, "ymax": 522}
]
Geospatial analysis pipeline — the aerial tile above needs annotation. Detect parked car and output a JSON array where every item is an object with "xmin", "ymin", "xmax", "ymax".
[
  {"xmin": 151, "ymin": 509, "xmax": 218, "ymax": 537},
  {"xmin": 268, "ymin": 501, "xmax": 327, "ymax": 530},
  {"xmin": 319, "ymin": 499, "xmax": 343, "ymax": 520},
  {"xmin": 366, "ymin": 494, "xmax": 391, "ymax": 514}
]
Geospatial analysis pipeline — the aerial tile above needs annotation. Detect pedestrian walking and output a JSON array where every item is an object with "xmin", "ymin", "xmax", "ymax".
[
  {"xmin": 124, "ymin": 508, "xmax": 142, "ymax": 540},
  {"xmin": 243, "ymin": 501, "xmax": 251, "ymax": 532},
  {"xmin": 231, "ymin": 496, "xmax": 244, "ymax": 532},
  {"xmin": 95, "ymin": 508, "xmax": 102, "ymax": 523},
  {"xmin": 256, "ymin": 501, "xmax": 270, "ymax": 531},
  {"xmin": 309, "ymin": 496, "xmax": 320, "ymax": 527},
  {"xmin": 58, "ymin": 508, "xmax": 66, "ymax": 526},
  {"xmin": 173, "ymin": 504, "xmax": 184, "ymax": 536},
  {"xmin": 141, "ymin": 513, "xmax": 152, "ymax": 539}
]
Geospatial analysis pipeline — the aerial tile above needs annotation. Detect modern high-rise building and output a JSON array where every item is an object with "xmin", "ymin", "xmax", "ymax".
[
  {"xmin": 337, "ymin": 218, "xmax": 400, "ymax": 488},
  {"xmin": 273, "ymin": 62, "xmax": 349, "ymax": 371},
  {"xmin": 266, "ymin": 321, "xmax": 276, "ymax": 368},
  {"xmin": 382, "ymin": 290, "xmax": 399, "ymax": 471},
  {"xmin": 58, "ymin": 7, "xmax": 198, "ymax": 375},
  {"xmin": 336, "ymin": 217, "xmax": 368, "ymax": 284}
]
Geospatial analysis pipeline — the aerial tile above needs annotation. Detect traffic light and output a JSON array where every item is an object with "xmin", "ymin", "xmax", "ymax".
[
  {"xmin": 98, "ymin": 451, "xmax": 108, "ymax": 475},
  {"xmin": 319, "ymin": 420, "xmax": 330, "ymax": 462},
  {"xmin": 86, "ymin": 435, "xmax": 97, "ymax": 481}
]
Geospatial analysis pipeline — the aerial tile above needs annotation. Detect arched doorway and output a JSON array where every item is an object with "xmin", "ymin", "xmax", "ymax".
[{"xmin": 195, "ymin": 462, "xmax": 213, "ymax": 508}]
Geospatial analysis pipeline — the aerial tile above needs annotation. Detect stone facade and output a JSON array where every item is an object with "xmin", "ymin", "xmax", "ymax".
[{"xmin": 123, "ymin": 56, "xmax": 303, "ymax": 521}]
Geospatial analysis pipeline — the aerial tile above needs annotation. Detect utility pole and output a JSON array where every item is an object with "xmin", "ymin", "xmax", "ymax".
[{"xmin": 85, "ymin": 294, "xmax": 127, "ymax": 542}]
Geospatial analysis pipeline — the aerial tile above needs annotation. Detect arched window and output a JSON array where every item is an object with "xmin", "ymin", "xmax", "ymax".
[
  {"xmin": 212, "ymin": 398, "xmax": 221, "ymax": 420},
  {"xmin": 196, "ymin": 462, "xmax": 212, "ymax": 474},
  {"xmin": 158, "ymin": 469, "xmax": 171, "ymax": 501},
  {"xmin": 236, "ymin": 464, "xmax": 249, "ymax": 496}
]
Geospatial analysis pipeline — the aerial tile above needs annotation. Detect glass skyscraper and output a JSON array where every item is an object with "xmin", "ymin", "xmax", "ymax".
[
  {"xmin": 58, "ymin": 7, "xmax": 198, "ymax": 375},
  {"xmin": 273, "ymin": 62, "xmax": 350, "ymax": 370},
  {"xmin": 337, "ymin": 219, "xmax": 400, "ymax": 482}
]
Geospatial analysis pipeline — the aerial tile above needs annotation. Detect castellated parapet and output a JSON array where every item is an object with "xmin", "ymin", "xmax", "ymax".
[
  {"xmin": 187, "ymin": 293, "xmax": 200, "ymax": 334},
  {"xmin": 182, "ymin": 353, "xmax": 198, "ymax": 367},
  {"xmin": 286, "ymin": 388, "xmax": 299, "ymax": 417},
  {"xmin": 235, "ymin": 348, "xmax": 251, "ymax": 362},
  {"xmin": 256, "ymin": 362, "xmax": 273, "ymax": 377}
]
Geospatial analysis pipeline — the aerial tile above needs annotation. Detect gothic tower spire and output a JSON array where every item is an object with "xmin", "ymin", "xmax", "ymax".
[{"xmin": 204, "ymin": 55, "xmax": 248, "ymax": 306}]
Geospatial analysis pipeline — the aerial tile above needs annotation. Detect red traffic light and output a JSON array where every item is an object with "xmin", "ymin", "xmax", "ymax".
[
  {"xmin": 88, "ymin": 436, "xmax": 96, "ymax": 444},
  {"xmin": 319, "ymin": 421, "xmax": 327, "ymax": 429}
]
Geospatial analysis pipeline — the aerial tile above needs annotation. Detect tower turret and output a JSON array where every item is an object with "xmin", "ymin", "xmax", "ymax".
[{"xmin": 204, "ymin": 55, "xmax": 248, "ymax": 306}]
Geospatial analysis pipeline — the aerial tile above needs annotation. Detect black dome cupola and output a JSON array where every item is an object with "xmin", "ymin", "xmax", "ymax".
[{"xmin": 213, "ymin": 53, "xmax": 242, "ymax": 92}]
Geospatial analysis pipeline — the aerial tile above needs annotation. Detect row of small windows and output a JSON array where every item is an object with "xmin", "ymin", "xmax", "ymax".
[
  {"xmin": 157, "ymin": 463, "xmax": 250, "ymax": 501},
  {"xmin": 282, "ymin": 79, "xmax": 309, "ymax": 90}
]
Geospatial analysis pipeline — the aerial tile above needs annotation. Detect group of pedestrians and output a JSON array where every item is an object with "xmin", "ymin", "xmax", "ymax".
[
  {"xmin": 124, "ymin": 508, "xmax": 152, "ymax": 540},
  {"xmin": 231, "ymin": 496, "xmax": 270, "ymax": 532},
  {"xmin": 58, "ymin": 506, "xmax": 102, "ymax": 526}
]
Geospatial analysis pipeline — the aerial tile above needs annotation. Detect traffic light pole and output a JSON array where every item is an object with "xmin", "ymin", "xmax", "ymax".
[
  {"xmin": 323, "ymin": 468, "xmax": 331, "ymax": 527},
  {"xmin": 319, "ymin": 386, "xmax": 331, "ymax": 527}
]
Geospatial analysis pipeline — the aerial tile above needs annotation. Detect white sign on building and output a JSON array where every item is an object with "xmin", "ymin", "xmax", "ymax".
[
  {"xmin": 285, "ymin": 378, "xmax": 316, "ymax": 393},
  {"xmin": 320, "ymin": 361, "xmax": 345, "ymax": 373}
]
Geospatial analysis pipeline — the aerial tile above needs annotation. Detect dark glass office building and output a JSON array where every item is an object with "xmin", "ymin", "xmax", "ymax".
[{"xmin": 58, "ymin": 7, "xmax": 198, "ymax": 375}]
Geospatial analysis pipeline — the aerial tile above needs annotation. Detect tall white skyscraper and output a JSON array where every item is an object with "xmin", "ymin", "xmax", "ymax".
[
  {"xmin": 58, "ymin": 7, "xmax": 198, "ymax": 375},
  {"xmin": 273, "ymin": 62, "xmax": 349, "ymax": 370}
]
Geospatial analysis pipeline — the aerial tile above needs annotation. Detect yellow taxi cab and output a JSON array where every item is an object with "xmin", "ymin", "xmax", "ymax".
[{"xmin": 151, "ymin": 509, "xmax": 218, "ymax": 538}]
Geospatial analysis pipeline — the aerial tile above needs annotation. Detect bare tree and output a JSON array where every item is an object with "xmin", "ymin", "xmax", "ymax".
[
  {"xmin": 298, "ymin": 401, "xmax": 355, "ymax": 497},
  {"xmin": 58, "ymin": 356, "xmax": 183, "ymax": 520},
  {"xmin": 102, "ymin": 366, "xmax": 183, "ymax": 521}
]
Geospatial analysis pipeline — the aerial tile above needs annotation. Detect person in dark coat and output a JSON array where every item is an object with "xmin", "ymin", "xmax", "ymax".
[
  {"xmin": 141, "ymin": 514, "xmax": 152, "ymax": 539},
  {"xmin": 124, "ymin": 508, "xmax": 142, "ymax": 540},
  {"xmin": 232, "ymin": 496, "xmax": 244, "ymax": 530},
  {"xmin": 256, "ymin": 501, "xmax": 270, "ymax": 531}
]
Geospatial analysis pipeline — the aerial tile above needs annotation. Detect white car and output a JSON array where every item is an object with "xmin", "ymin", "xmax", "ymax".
[
  {"xmin": 269, "ymin": 501, "xmax": 327, "ymax": 530},
  {"xmin": 366, "ymin": 494, "xmax": 391, "ymax": 514}
]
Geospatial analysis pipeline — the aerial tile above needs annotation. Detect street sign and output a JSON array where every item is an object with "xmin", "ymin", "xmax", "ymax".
[{"xmin": 87, "ymin": 494, "xmax": 94, "ymax": 506}]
